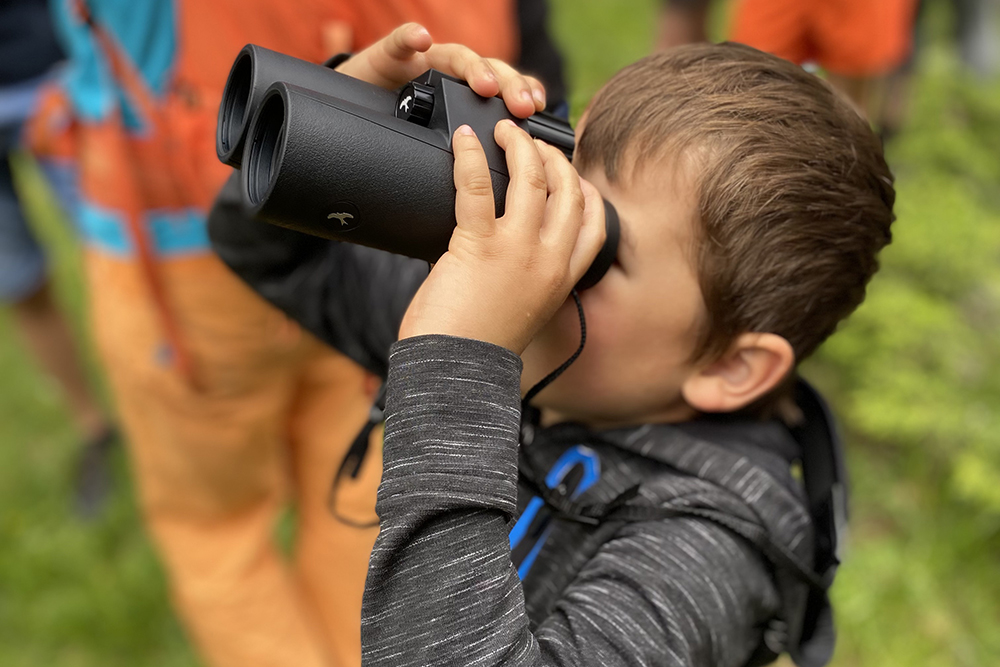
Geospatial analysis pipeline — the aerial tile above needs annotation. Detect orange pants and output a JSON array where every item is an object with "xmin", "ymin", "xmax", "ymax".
[
  {"xmin": 731, "ymin": 0, "xmax": 918, "ymax": 76},
  {"xmin": 87, "ymin": 250, "xmax": 382, "ymax": 667}
]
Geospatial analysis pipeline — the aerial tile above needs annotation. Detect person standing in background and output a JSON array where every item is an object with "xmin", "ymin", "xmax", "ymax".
[
  {"xmin": 730, "ymin": 0, "xmax": 919, "ymax": 120},
  {"xmin": 882, "ymin": 0, "xmax": 999, "ymax": 140},
  {"xmin": 31, "ymin": 1, "xmax": 561, "ymax": 666},
  {"xmin": 950, "ymin": 0, "xmax": 1000, "ymax": 78},
  {"xmin": 657, "ymin": 0, "xmax": 713, "ymax": 50},
  {"xmin": 0, "ymin": 0, "xmax": 115, "ymax": 517}
]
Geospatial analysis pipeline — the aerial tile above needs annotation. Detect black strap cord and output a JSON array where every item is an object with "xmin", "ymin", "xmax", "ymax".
[
  {"xmin": 332, "ymin": 289, "xmax": 587, "ymax": 528},
  {"xmin": 327, "ymin": 383, "xmax": 386, "ymax": 529},
  {"xmin": 520, "ymin": 289, "xmax": 586, "ymax": 447},
  {"xmin": 522, "ymin": 290, "xmax": 586, "ymax": 407},
  {"xmin": 608, "ymin": 504, "xmax": 830, "ymax": 592}
]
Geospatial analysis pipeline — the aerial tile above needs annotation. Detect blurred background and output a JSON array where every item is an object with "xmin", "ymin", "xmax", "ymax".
[{"xmin": 1, "ymin": 0, "xmax": 999, "ymax": 665}]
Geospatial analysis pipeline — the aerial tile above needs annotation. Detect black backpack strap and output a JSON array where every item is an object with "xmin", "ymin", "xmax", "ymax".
[
  {"xmin": 789, "ymin": 379, "xmax": 848, "ymax": 590},
  {"xmin": 519, "ymin": 456, "xmax": 828, "ymax": 594},
  {"xmin": 784, "ymin": 379, "xmax": 847, "ymax": 667},
  {"xmin": 606, "ymin": 503, "xmax": 830, "ymax": 592}
]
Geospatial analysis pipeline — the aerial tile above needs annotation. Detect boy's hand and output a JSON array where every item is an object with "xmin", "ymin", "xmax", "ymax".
[
  {"xmin": 335, "ymin": 23, "xmax": 545, "ymax": 118},
  {"xmin": 398, "ymin": 121, "xmax": 606, "ymax": 355}
]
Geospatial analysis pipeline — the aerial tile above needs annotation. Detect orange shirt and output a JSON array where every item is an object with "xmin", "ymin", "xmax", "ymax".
[
  {"xmin": 731, "ymin": 0, "xmax": 918, "ymax": 77},
  {"xmin": 42, "ymin": 0, "xmax": 516, "ymax": 256}
]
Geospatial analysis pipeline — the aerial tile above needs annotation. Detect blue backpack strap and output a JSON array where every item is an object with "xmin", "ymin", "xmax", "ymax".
[{"xmin": 509, "ymin": 445, "xmax": 601, "ymax": 578}]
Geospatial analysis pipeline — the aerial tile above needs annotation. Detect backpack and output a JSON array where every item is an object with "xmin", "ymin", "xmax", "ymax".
[
  {"xmin": 336, "ymin": 378, "xmax": 846, "ymax": 667},
  {"xmin": 511, "ymin": 379, "xmax": 846, "ymax": 667}
]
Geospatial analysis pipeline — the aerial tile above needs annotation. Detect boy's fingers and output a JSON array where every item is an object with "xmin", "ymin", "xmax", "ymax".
[
  {"xmin": 452, "ymin": 125, "xmax": 497, "ymax": 238},
  {"xmin": 536, "ymin": 141, "xmax": 585, "ymax": 248},
  {"xmin": 532, "ymin": 141, "xmax": 604, "ymax": 285},
  {"xmin": 568, "ymin": 177, "xmax": 608, "ymax": 282},
  {"xmin": 384, "ymin": 23, "xmax": 432, "ymax": 60},
  {"xmin": 338, "ymin": 24, "xmax": 432, "ymax": 87},
  {"xmin": 423, "ymin": 44, "xmax": 501, "ymax": 98},
  {"xmin": 495, "ymin": 120, "xmax": 547, "ymax": 233},
  {"xmin": 524, "ymin": 75, "xmax": 546, "ymax": 111},
  {"xmin": 484, "ymin": 58, "xmax": 543, "ymax": 116},
  {"xmin": 421, "ymin": 45, "xmax": 538, "ymax": 117}
]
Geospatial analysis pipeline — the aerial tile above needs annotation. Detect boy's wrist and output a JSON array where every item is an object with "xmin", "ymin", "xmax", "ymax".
[
  {"xmin": 388, "ymin": 334, "xmax": 523, "ymax": 379},
  {"xmin": 381, "ymin": 334, "xmax": 524, "ymax": 514},
  {"xmin": 397, "ymin": 308, "xmax": 532, "ymax": 356}
]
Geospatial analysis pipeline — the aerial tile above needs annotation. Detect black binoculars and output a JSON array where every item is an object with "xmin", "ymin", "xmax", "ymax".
[{"xmin": 216, "ymin": 44, "xmax": 620, "ymax": 290}]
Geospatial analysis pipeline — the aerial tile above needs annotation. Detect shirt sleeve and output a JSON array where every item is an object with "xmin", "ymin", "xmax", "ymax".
[
  {"xmin": 207, "ymin": 171, "xmax": 428, "ymax": 377},
  {"xmin": 363, "ymin": 334, "xmax": 781, "ymax": 667}
]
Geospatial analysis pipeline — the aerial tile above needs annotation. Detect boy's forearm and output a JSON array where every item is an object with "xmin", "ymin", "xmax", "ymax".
[{"xmin": 364, "ymin": 334, "xmax": 541, "ymax": 666}]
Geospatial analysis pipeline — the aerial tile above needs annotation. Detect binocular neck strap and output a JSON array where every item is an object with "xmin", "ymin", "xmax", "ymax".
[{"xmin": 522, "ymin": 289, "xmax": 587, "ymax": 411}]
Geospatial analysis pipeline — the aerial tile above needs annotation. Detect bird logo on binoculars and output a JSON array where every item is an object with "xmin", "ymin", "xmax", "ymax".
[
  {"xmin": 327, "ymin": 212, "xmax": 354, "ymax": 225},
  {"xmin": 325, "ymin": 201, "xmax": 362, "ymax": 231}
]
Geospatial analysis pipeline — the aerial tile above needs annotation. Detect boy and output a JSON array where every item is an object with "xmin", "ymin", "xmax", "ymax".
[{"xmin": 210, "ymin": 23, "xmax": 894, "ymax": 667}]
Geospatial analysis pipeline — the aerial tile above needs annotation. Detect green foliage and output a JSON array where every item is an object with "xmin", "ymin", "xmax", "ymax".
[
  {"xmin": 0, "ymin": 157, "xmax": 201, "ymax": 666},
  {"xmin": 807, "ymin": 47, "xmax": 1000, "ymax": 667},
  {"xmin": 816, "ymin": 48, "xmax": 1000, "ymax": 516}
]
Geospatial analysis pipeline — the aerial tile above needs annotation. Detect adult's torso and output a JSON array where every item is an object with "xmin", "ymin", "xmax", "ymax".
[{"xmin": 50, "ymin": 0, "xmax": 516, "ymax": 257}]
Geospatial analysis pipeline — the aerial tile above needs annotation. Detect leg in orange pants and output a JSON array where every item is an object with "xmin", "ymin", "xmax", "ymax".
[
  {"xmin": 731, "ymin": 0, "xmax": 918, "ymax": 118},
  {"xmin": 88, "ymin": 251, "xmax": 380, "ymax": 667},
  {"xmin": 289, "ymin": 353, "xmax": 384, "ymax": 667}
]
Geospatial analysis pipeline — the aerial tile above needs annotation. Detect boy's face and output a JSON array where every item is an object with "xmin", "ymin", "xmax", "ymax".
[{"xmin": 520, "ymin": 155, "xmax": 708, "ymax": 427}]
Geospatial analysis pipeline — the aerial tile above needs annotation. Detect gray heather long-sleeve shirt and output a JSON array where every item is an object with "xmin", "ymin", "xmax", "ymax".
[
  {"xmin": 367, "ymin": 335, "xmax": 813, "ymax": 667},
  {"xmin": 207, "ymin": 174, "xmax": 816, "ymax": 667}
]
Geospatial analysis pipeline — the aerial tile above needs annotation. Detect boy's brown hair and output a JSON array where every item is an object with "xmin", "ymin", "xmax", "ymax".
[{"xmin": 576, "ymin": 42, "xmax": 895, "ymax": 381}]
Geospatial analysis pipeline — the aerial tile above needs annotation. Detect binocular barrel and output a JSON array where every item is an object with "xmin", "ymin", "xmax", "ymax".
[
  {"xmin": 217, "ymin": 44, "xmax": 619, "ymax": 291},
  {"xmin": 245, "ymin": 81, "xmax": 476, "ymax": 265},
  {"xmin": 218, "ymin": 45, "xmax": 398, "ymax": 168}
]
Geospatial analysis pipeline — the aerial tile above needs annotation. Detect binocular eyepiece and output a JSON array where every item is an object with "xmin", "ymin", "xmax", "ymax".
[{"xmin": 217, "ymin": 44, "xmax": 620, "ymax": 290}]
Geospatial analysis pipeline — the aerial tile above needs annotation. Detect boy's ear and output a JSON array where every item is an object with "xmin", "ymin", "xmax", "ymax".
[{"xmin": 681, "ymin": 333, "xmax": 795, "ymax": 413}]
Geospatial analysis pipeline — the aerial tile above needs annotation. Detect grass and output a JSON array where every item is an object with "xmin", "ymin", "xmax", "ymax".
[
  {"xmin": 1, "ymin": 1, "xmax": 999, "ymax": 664},
  {"xmin": 0, "ymin": 154, "xmax": 199, "ymax": 666}
]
